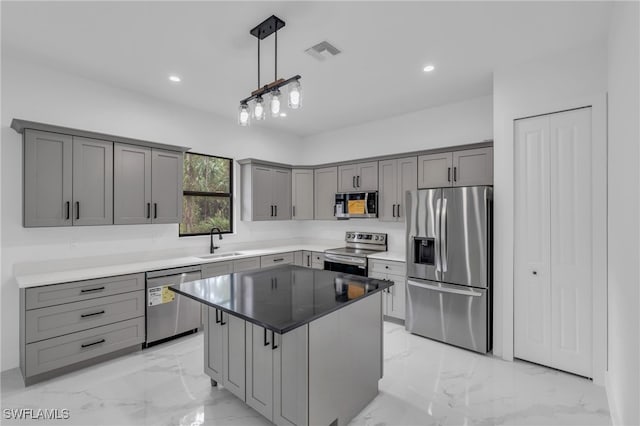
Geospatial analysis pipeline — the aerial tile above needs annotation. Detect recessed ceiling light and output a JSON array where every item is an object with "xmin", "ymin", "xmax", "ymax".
[
  {"xmin": 169, "ymin": 75, "xmax": 181, "ymax": 83},
  {"xmin": 280, "ymin": 112, "xmax": 287, "ymax": 117},
  {"xmin": 423, "ymin": 65, "xmax": 435, "ymax": 73}
]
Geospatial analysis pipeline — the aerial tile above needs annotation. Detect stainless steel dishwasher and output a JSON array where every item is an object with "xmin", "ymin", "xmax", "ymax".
[{"xmin": 145, "ymin": 265, "xmax": 202, "ymax": 346}]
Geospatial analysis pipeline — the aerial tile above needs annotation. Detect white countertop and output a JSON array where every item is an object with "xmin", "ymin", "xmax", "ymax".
[
  {"xmin": 367, "ymin": 251, "xmax": 406, "ymax": 263},
  {"xmin": 16, "ymin": 243, "xmax": 406, "ymax": 289}
]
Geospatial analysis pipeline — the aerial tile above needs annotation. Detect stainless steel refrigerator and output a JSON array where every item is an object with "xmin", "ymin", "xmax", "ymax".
[{"xmin": 405, "ymin": 186, "xmax": 492, "ymax": 353}]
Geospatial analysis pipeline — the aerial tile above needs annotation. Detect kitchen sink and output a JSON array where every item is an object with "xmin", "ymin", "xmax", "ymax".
[{"xmin": 198, "ymin": 252, "xmax": 245, "ymax": 260}]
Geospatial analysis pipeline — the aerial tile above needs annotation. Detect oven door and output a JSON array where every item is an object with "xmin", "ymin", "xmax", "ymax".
[{"xmin": 324, "ymin": 253, "xmax": 367, "ymax": 276}]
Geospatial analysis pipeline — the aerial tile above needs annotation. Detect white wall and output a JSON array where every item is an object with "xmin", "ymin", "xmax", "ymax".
[
  {"xmin": 299, "ymin": 96, "xmax": 493, "ymax": 252},
  {"xmin": 606, "ymin": 2, "xmax": 640, "ymax": 424},
  {"xmin": 492, "ymin": 41, "xmax": 608, "ymax": 381},
  {"xmin": 301, "ymin": 96, "xmax": 493, "ymax": 165},
  {"xmin": 0, "ymin": 56, "xmax": 304, "ymax": 371}
]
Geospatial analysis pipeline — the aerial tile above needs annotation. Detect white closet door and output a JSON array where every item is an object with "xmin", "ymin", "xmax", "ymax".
[
  {"xmin": 514, "ymin": 116, "xmax": 552, "ymax": 366},
  {"xmin": 549, "ymin": 108, "xmax": 592, "ymax": 377}
]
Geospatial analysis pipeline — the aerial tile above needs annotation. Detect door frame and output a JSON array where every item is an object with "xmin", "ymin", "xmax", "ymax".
[{"xmin": 499, "ymin": 93, "xmax": 607, "ymax": 385}]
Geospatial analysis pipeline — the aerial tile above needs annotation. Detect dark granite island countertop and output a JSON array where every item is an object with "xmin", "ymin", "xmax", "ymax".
[{"xmin": 170, "ymin": 264, "xmax": 393, "ymax": 334}]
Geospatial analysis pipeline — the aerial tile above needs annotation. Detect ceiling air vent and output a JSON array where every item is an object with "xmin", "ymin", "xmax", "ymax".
[{"xmin": 305, "ymin": 41, "xmax": 341, "ymax": 61}]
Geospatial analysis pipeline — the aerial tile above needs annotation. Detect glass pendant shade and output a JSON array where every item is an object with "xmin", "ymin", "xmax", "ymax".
[
  {"xmin": 238, "ymin": 104, "xmax": 250, "ymax": 126},
  {"xmin": 288, "ymin": 80, "xmax": 302, "ymax": 109},
  {"xmin": 270, "ymin": 89, "xmax": 281, "ymax": 117},
  {"xmin": 254, "ymin": 97, "xmax": 266, "ymax": 120}
]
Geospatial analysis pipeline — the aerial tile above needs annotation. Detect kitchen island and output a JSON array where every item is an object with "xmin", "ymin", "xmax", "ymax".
[{"xmin": 171, "ymin": 265, "xmax": 392, "ymax": 426}]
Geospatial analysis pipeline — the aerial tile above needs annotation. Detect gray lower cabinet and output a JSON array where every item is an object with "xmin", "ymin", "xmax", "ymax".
[
  {"xmin": 311, "ymin": 252, "xmax": 324, "ymax": 270},
  {"xmin": 369, "ymin": 260, "xmax": 406, "ymax": 321},
  {"xmin": 295, "ymin": 251, "xmax": 313, "ymax": 268},
  {"xmin": 246, "ymin": 324, "xmax": 275, "ymax": 420},
  {"xmin": 20, "ymin": 273, "xmax": 146, "ymax": 385},
  {"xmin": 205, "ymin": 307, "xmax": 224, "ymax": 385},
  {"xmin": 291, "ymin": 169, "xmax": 314, "ymax": 220},
  {"xmin": 260, "ymin": 252, "xmax": 295, "ymax": 268},
  {"xmin": 314, "ymin": 167, "xmax": 337, "ymax": 220},
  {"xmin": 23, "ymin": 130, "xmax": 114, "ymax": 227},
  {"xmin": 222, "ymin": 312, "xmax": 246, "ymax": 400}
]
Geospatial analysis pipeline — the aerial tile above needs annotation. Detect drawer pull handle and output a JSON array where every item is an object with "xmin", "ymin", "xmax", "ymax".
[
  {"xmin": 273, "ymin": 258, "xmax": 284, "ymax": 262},
  {"xmin": 271, "ymin": 331, "xmax": 278, "ymax": 350},
  {"xmin": 80, "ymin": 287, "xmax": 105, "ymax": 293},
  {"xmin": 81, "ymin": 310, "xmax": 105, "ymax": 318},
  {"xmin": 264, "ymin": 328, "xmax": 270, "ymax": 346},
  {"xmin": 81, "ymin": 338, "xmax": 105, "ymax": 348},
  {"xmin": 385, "ymin": 266, "xmax": 389, "ymax": 269}
]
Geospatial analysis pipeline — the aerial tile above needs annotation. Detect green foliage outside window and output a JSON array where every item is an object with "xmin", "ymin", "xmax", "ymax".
[{"xmin": 180, "ymin": 152, "xmax": 233, "ymax": 236}]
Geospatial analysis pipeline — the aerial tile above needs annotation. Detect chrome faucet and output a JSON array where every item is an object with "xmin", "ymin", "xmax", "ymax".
[{"xmin": 210, "ymin": 227, "xmax": 223, "ymax": 253}]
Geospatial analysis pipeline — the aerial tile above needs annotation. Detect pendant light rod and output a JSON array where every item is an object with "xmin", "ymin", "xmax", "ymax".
[
  {"xmin": 274, "ymin": 29, "xmax": 278, "ymax": 81},
  {"xmin": 257, "ymin": 37, "xmax": 261, "ymax": 88}
]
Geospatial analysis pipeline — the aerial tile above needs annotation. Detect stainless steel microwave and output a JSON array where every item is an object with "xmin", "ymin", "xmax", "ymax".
[{"xmin": 334, "ymin": 192, "xmax": 378, "ymax": 219}]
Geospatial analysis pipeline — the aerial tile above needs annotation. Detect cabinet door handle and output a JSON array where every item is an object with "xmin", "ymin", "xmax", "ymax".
[
  {"xmin": 393, "ymin": 204, "xmax": 397, "ymax": 217},
  {"xmin": 80, "ymin": 286, "xmax": 105, "ymax": 293},
  {"xmin": 447, "ymin": 167, "xmax": 451, "ymax": 182},
  {"xmin": 81, "ymin": 338, "xmax": 105, "ymax": 348},
  {"xmin": 215, "ymin": 309, "xmax": 221, "ymax": 324},
  {"xmin": 453, "ymin": 167, "xmax": 457, "ymax": 182},
  {"xmin": 292, "ymin": 205, "xmax": 295, "ymax": 217},
  {"xmin": 397, "ymin": 204, "xmax": 401, "ymax": 218},
  {"xmin": 271, "ymin": 331, "xmax": 278, "ymax": 350},
  {"xmin": 154, "ymin": 203, "xmax": 158, "ymax": 219},
  {"xmin": 65, "ymin": 201, "xmax": 70, "ymax": 220},
  {"xmin": 275, "ymin": 205, "xmax": 278, "ymax": 217},
  {"xmin": 220, "ymin": 311, "xmax": 226, "ymax": 325},
  {"xmin": 81, "ymin": 310, "xmax": 105, "ymax": 318},
  {"xmin": 147, "ymin": 203, "xmax": 151, "ymax": 219},
  {"xmin": 356, "ymin": 175, "xmax": 360, "ymax": 188},
  {"xmin": 307, "ymin": 255, "xmax": 310, "ymax": 267},
  {"xmin": 264, "ymin": 328, "xmax": 270, "ymax": 346},
  {"xmin": 75, "ymin": 202, "xmax": 80, "ymax": 220},
  {"xmin": 352, "ymin": 176, "xmax": 356, "ymax": 188}
]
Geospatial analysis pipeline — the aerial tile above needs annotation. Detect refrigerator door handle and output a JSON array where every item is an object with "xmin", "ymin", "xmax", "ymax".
[
  {"xmin": 434, "ymin": 197, "xmax": 442, "ymax": 278},
  {"xmin": 441, "ymin": 197, "xmax": 448, "ymax": 272},
  {"xmin": 407, "ymin": 280, "xmax": 483, "ymax": 297}
]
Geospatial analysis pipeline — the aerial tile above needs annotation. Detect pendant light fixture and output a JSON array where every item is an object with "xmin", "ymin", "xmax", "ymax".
[{"xmin": 238, "ymin": 15, "xmax": 302, "ymax": 126}]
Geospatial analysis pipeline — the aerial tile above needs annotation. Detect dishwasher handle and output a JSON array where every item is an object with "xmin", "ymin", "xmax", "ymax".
[{"xmin": 146, "ymin": 265, "xmax": 202, "ymax": 279}]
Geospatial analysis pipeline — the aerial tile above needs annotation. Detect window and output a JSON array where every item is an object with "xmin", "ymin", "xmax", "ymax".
[{"xmin": 180, "ymin": 152, "xmax": 233, "ymax": 236}]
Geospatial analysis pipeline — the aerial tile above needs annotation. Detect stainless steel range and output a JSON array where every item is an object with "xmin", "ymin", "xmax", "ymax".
[{"xmin": 324, "ymin": 232, "xmax": 387, "ymax": 276}]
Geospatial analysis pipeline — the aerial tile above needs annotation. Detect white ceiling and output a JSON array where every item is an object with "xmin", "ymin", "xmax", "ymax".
[{"xmin": 2, "ymin": 1, "xmax": 612, "ymax": 136}]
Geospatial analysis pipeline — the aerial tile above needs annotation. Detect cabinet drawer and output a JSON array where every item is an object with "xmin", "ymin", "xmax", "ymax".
[
  {"xmin": 202, "ymin": 261, "xmax": 233, "ymax": 278},
  {"xmin": 25, "ymin": 273, "xmax": 145, "ymax": 310},
  {"xmin": 260, "ymin": 252, "xmax": 295, "ymax": 268},
  {"xmin": 311, "ymin": 252, "xmax": 325, "ymax": 269},
  {"xmin": 25, "ymin": 316, "xmax": 145, "ymax": 377},
  {"xmin": 369, "ymin": 260, "xmax": 405, "ymax": 276},
  {"xmin": 234, "ymin": 257, "xmax": 261, "ymax": 273},
  {"xmin": 25, "ymin": 291, "xmax": 145, "ymax": 343}
]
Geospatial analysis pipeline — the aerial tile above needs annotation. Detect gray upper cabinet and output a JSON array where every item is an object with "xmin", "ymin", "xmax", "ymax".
[
  {"xmin": 337, "ymin": 161, "xmax": 378, "ymax": 192},
  {"xmin": 151, "ymin": 150, "xmax": 183, "ymax": 223},
  {"xmin": 72, "ymin": 137, "xmax": 113, "ymax": 226},
  {"xmin": 379, "ymin": 157, "xmax": 417, "ymax": 222},
  {"xmin": 272, "ymin": 169, "xmax": 292, "ymax": 220},
  {"xmin": 114, "ymin": 144, "xmax": 152, "ymax": 225},
  {"xmin": 291, "ymin": 169, "xmax": 314, "ymax": 220},
  {"xmin": 23, "ymin": 130, "xmax": 73, "ymax": 227},
  {"xmin": 418, "ymin": 148, "xmax": 493, "ymax": 188},
  {"xmin": 418, "ymin": 152, "xmax": 453, "ymax": 189},
  {"xmin": 452, "ymin": 147, "xmax": 493, "ymax": 186},
  {"xmin": 314, "ymin": 166, "xmax": 337, "ymax": 220},
  {"xmin": 24, "ymin": 130, "xmax": 113, "ymax": 227},
  {"xmin": 242, "ymin": 165, "xmax": 292, "ymax": 221}
]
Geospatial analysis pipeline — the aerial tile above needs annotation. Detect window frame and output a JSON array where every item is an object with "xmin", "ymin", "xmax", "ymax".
[{"xmin": 179, "ymin": 151, "xmax": 234, "ymax": 237}]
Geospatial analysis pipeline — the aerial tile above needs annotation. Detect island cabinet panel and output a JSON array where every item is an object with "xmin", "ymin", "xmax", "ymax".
[
  {"xmin": 309, "ymin": 292, "xmax": 382, "ymax": 426},
  {"xmin": 273, "ymin": 325, "xmax": 309, "ymax": 426},
  {"xmin": 204, "ymin": 307, "xmax": 224, "ymax": 385},
  {"xmin": 222, "ymin": 312, "xmax": 246, "ymax": 400},
  {"xmin": 246, "ymin": 324, "xmax": 275, "ymax": 420}
]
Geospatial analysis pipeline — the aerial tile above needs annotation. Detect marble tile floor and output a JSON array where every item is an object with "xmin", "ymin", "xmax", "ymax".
[{"xmin": 1, "ymin": 322, "xmax": 610, "ymax": 426}]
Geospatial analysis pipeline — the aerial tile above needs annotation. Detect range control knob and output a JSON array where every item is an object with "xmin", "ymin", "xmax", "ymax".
[
  {"xmin": 374, "ymin": 236, "xmax": 379, "ymax": 240},
  {"xmin": 357, "ymin": 235, "xmax": 362, "ymax": 239}
]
